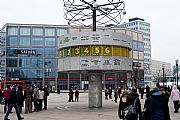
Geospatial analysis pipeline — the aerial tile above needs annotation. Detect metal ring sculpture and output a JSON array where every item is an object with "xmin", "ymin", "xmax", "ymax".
[{"xmin": 63, "ymin": 0, "xmax": 126, "ymax": 26}]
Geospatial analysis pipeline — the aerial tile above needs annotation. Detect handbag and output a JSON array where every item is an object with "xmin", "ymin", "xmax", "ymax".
[{"xmin": 123, "ymin": 98, "xmax": 137, "ymax": 119}]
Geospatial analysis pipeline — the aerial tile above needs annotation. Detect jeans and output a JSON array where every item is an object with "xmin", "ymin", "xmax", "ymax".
[{"xmin": 4, "ymin": 103, "xmax": 22, "ymax": 119}]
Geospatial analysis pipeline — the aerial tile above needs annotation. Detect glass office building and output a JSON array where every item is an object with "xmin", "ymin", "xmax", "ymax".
[{"xmin": 1, "ymin": 23, "xmax": 68, "ymax": 90}]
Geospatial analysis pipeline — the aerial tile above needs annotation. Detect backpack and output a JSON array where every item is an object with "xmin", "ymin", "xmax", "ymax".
[{"xmin": 123, "ymin": 98, "xmax": 137, "ymax": 119}]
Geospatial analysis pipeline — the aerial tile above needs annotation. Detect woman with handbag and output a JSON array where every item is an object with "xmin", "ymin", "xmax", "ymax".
[{"xmin": 122, "ymin": 87, "xmax": 142, "ymax": 120}]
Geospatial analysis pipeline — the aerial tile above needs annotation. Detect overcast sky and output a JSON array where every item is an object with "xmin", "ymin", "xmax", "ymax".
[{"xmin": 0, "ymin": 0, "xmax": 179, "ymax": 65}]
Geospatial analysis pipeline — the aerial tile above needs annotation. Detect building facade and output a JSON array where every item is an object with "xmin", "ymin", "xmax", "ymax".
[
  {"xmin": 119, "ymin": 17, "xmax": 151, "ymax": 83},
  {"xmin": 1, "ymin": 23, "xmax": 144, "ymax": 90},
  {"xmin": 151, "ymin": 60, "xmax": 171, "ymax": 83},
  {"xmin": 0, "ymin": 30, "xmax": 6, "ymax": 83}
]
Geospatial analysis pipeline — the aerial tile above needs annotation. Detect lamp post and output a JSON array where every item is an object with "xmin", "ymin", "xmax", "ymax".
[
  {"xmin": 176, "ymin": 60, "xmax": 179, "ymax": 86},
  {"xmin": 10, "ymin": 68, "xmax": 14, "ymax": 86},
  {"xmin": 162, "ymin": 64, "xmax": 165, "ymax": 86}
]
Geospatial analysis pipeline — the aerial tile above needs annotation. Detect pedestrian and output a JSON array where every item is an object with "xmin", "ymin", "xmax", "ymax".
[
  {"xmin": 108, "ymin": 87, "xmax": 112, "ymax": 99},
  {"xmin": 114, "ymin": 88, "xmax": 118, "ymax": 102},
  {"xmin": 57, "ymin": 88, "xmax": 60, "ymax": 94},
  {"xmin": 142, "ymin": 92, "xmax": 151, "ymax": 120},
  {"xmin": 4, "ymin": 85, "xmax": 24, "ymax": 120},
  {"xmin": 118, "ymin": 91, "xmax": 129, "ymax": 119},
  {"xmin": 0, "ymin": 89, "xmax": 4, "ymax": 104},
  {"xmin": 105, "ymin": 88, "xmax": 109, "ymax": 100},
  {"xmin": 17, "ymin": 85, "xmax": 24, "ymax": 113},
  {"xmin": 118, "ymin": 87, "xmax": 122, "ymax": 98},
  {"xmin": 75, "ymin": 89, "xmax": 79, "ymax": 102},
  {"xmin": 160, "ymin": 87, "xmax": 171, "ymax": 120},
  {"xmin": 146, "ymin": 85, "xmax": 150, "ymax": 94},
  {"xmin": 24, "ymin": 85, "xmax": 32, "ymax": 113},
  {"xmin": 140, "ymin": 86, "xmax": 144, "ymax": 99},
  {"xmin": 150, "ymin": 87, "xmax": 166, "ymax": 120},
  {"xmin": 38, "ymin": 86, "xmax": 44, "ymax": 111},
  {"xmin": 43, "ymin": 85, "xmax": 49, "ymax": 110},
  {"xmin": 125, "ymin": 87, "xmax": 142, "ymax": 120},
  {"xmin": 170, "ymin": 85, "xmax": 180, "ymax": 113},
  {"xmin": 3, "ymin": 85, "xmax": 11, "ymax": 113},
  {"xmin": 33, "ymin": 85, "xmax": 39, "ymax": 112},
  {"xmin": 68, "ymin": 88, "xmax": 74, "ymax": 102}
]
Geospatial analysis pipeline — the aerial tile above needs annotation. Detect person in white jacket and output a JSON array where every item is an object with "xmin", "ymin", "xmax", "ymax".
[
  {"xmin": 170, "ymin": 85, "xmax": 180, "ymax": 113},
  {"xmin": 38, "ymin": 86, "xmax": 44, "ymax": 111}
]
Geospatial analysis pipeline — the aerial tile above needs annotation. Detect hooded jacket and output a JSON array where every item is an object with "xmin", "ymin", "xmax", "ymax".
[{"xmin": 170, "ymin": 85, "xmax": 180, "ymax": 101}]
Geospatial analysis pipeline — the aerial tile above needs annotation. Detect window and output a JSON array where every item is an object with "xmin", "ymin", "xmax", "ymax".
[
  {"xmin": 8, "ymin": 27, "xmax": 18, "ymax": 35},
  {"xmin": 45, "ymin": 37, "xmax": 55, "ymax": 46},
  {"xmin": 44, "ymin": 59, "xmax": 56, "ymax": 67},
  {"xmin": 7, "ymin": 36, "xmax": 18, "ymax": 46},
  {"xmin": 7, "ymin": 58, "xmax": 18, "ymax": 67},
  {"xmin": 20, "ymin": 27, "xmax": 30, "ymax": 35},
  {"xmin": 6, "ymin": 48, "xmax": 18, "ymax": 57},
  {"xmin": 32, "ymin": 28, "xmax": 43, "ymax": 36},
  {"xmin": 57, "ymin": 28, "xmax": 68, "ymax": 36},
  {"xmin": 32, "ymin": 37, "xmax": 43, "ymax": 46},
  {"xmin": 45, "ymin": 28, "xmax": 55, "ymax": 36},
  {"xmin": 44, "ymin": 48, "xmax": 56, "ymax": 57},
  {"xmin": 19, "ymin": 58, "xmax": 31, "ymax": 67},
  {"xmin": 32, "ymin": 59, "xmax": 43, "ymax": 68},
  {"xmin": 19, "ymin": 36, "xmax": 30, "ymax": 46}
]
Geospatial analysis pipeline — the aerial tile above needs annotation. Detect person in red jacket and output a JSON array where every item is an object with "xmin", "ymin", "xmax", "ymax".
[{"xmin": 3, "ymin": 85, "xmax": 11, "ymax": 113}]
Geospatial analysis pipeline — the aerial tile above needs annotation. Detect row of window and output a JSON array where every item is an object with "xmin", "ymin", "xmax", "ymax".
[
  {"xmin": 132, "ymin": 41, "xmax": 144, "ymax": 51},
  {"xmin": 7, "ymin": 36, "xmax": 56, "ymax": 46},
  {"xmin": 120, "ymin": 22, "xmax": 138, "ymax": 28},
  {"xmin": 6, "ymin": 68, "xmax": 55, "ymax": 78},
  {"xmin": 7, "ymin": 27, "xmax": 68, "ymax": 36},
  {"xmin": 6, "ymin": 58, "xmax": 56, "ymax": 68},
  {"xmin": 58, "ymin": 45, "xmax": 131, "ymax": 57}
]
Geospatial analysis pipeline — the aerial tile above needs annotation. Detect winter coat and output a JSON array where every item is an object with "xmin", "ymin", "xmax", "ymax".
[
  {"xmin": 17, "ymin": 86, "xmax": 24, "ymax": 107},
  {"xmin": 9, "ymin": 88, "xmax": 18, "ymax": 104},
  {"xmin": 170, "ymin": 85, "xmax": 180, "ymax": 101},
  {"xmin": 38, "ymin": 89, "xmax": 44, "ymax": 100},
  {"xmin": 150, "ymin": 91, "xmax": 166, "ymax": 120},
  {"xmin": 3, "ymin": 88, "xmax": 11, "ymax": 100}
]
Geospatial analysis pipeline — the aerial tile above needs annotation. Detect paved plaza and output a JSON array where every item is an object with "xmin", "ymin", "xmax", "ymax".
[{"xmin": 1, "ymin": 92, "xmax": 180, "ymax": 120}]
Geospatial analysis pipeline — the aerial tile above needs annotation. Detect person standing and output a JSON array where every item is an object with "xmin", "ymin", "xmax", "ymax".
[
  {"xmin": 170, "ymin": 85, "xmax": 180, "ymax": 113},
  {"xmin": 68, "ymin": 88, "xmax": 74, "ymax": 102},
  {"xmin": 38, "ymin": 86, "xmax": 44, "ymax": 111},
  {"xmin": 33, "ymin": 85, "xmax": 39, "ymax": 112},
  {"xmin": 114, "ymin": 88, "xmax": 118, "ymax": 102},
  {"xmin": 24, "ymin": 85, "xmax": 32, "ymax": 113},
  {"xmin": 105, "ymin": 88, "xmax": 109, "ymax": 100},
  {"xmin": 4, "ymin": 86, "xmax": 24, "ymax": 120},
  {"xmin": 75, "ymin": 89, "xmax": 79, "ymax": 102},
  {"xmin": 118, "ymin": 87, "xmax": 122, "ymax": 98},
  {"xmin": 17, "ymin": 85, "xmax": 24, "ymax": 113},
  {"xmin": 140, "ymin": 86, "xmax": 145, "ymax": 99},
  {"xmin": 150, "ymin": 87, "xmax": 166, "ymax": 120},
  {"xmin": 3, "ymin": 85, "xmax": 11, "ymax": 113},
  {"xmin": 108, "ymin": 87, "xmax": 112, "ymax": 99},
  {"xmin": 43, "ymin": 85, "xmax": 49, "ymax": 110}
]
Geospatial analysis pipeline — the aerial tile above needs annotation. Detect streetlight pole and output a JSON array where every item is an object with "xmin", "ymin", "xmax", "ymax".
[
  {"xmin": 162, "ymin": 64, "xmax": 165, "ymax": 86},
  {"xmin": 176, "ymin": 60, "xmax": 179, "ymax": 87}
]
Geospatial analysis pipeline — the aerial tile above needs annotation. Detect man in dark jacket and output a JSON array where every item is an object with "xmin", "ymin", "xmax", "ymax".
[
  {"xmin": 4, "ymin": 86, "xmax": 24, "ymax": 120},
  {"xmin": 43, "ymin": 85, "xmax": 49, "ymax": 110}
]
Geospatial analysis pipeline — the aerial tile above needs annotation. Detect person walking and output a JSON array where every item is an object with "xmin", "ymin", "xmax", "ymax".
[
  {"xmin": 3, "ymin": 85, "xmax": 11, "ymax": 113},
  {"xmin": 150, "ymin": 87, "xmax": 166, "ymax": 120},
  {"xmin": 118, "ymin": 91, "xmax": 129, "ymax": 119},
  {"xmin": 140, "ymin": 86, "xmax": 145, "ymax": 99},
  {"xmin": 114, "ymin": 88, "xmax": 119, "ymax": 102},
  {"xmin": 125, "ymin": 87, "xmax": 142, "ymax": 120},
  {"xmin": 146, "ymin": 85, "xmax": 150, "ymax": 94},
  {"xmin": 143, "ymin": 92, "xmax": 151, "ymax": 120},
  {"xmin": 24, "ymin": 85, "xmax": 32, "ymax": 113},
  {"xmin": 17, "ymin": 85, "xmax": 24, "ymax": 113},
  {"xmin": 4, "ymin": 86, "xmax": 24, "ymax": 120},
  {"xmin": 160, "ymin": 87, "xmax": 171, "ymax": 120},
  {"xmin": 75, "ymin": 89, "xmax": 79, "ymax": 102},
  {"xmin": 38, "ymin": 86, "xmax": 44, "ymax": 111},
  {"xmin": 118, "ymin": 87, "xmax": 122, "ymax": 98},
  {"xmin": 43, "ymin": 85, "xmax": 49, "ymax": 110},
  {"xmin": 170, "ymin": 85, "xmax": 180, "ymax": 113},
  {"xmin": 105, "ymin": 88, "xmax": 109, "ymax": 100},
  {"xmin": 108, "ymin": 87, "xmax": 112, "ymax": 99}
]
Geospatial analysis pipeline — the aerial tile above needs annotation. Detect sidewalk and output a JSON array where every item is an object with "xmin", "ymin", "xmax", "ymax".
[{"xmin": 0, "ymin": 93, "xmax": 180, "ymax": 120}]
